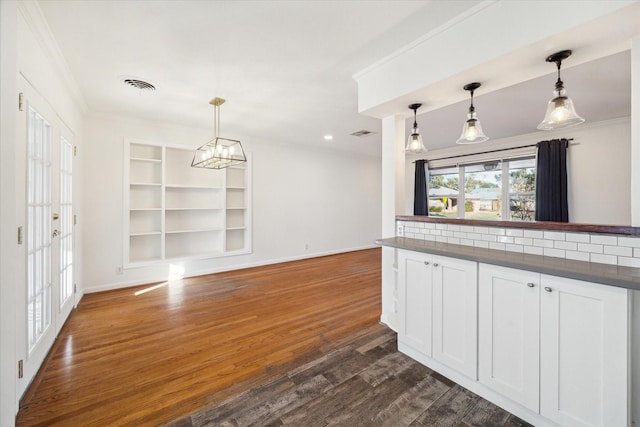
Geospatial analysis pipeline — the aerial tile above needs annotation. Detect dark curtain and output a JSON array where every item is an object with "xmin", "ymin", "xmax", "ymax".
[
  {"xmin": 535, "ymin": 139, "xmax": 569, "ymax": 222},
  {"xmin": 414, "ymin": 160, "xmax": 428, "ymax": 216}
]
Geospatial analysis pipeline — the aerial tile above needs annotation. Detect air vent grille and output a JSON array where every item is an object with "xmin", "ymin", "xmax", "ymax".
[
  {"xmin": 350, "ymin": 130, "xmax": 376, "ymax": 137},
  {"xmin": 121, "ymin": 77, "xmax": 156, "ymax": 92}
]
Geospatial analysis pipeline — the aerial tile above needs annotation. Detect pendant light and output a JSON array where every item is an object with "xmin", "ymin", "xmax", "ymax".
[
  {"xmin": 192, "ymin": 97, "xmax": 247, "ymax": 169},
  {"xmin": 537, "ymin": 50, "xmax": 585, "ymax": 130},
  {"xmin": 406, "ymin": 103, "xmax": 426, "ymax": 154},
  {"xmin": 456, "ymin": 82, "xmax": 489, "ymax": 144}
]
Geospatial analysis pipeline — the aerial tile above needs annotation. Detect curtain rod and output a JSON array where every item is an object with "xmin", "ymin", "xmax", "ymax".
[{"xmin": 413, "ymin": 138, "xmax": 575, "ymax": 163}]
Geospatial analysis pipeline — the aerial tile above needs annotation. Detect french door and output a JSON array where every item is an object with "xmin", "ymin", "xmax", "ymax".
[{"xmin": 16, "ymin": 76, "xmax": 75, "ymax": 399}]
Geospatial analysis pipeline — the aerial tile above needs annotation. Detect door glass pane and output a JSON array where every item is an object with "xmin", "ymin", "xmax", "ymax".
[
  {"xmin": 27, "ymin": 106, "xmax": 52, "ymax": 351},
  {"xmin": 60, "ymin": 137, "xmax": 74, "ymax": 306},
  {"xmin": 464, "ymin": 162, "xmax": 502, "ymax": 220}
]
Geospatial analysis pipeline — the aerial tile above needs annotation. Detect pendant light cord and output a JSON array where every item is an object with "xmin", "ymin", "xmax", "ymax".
[
  {"xmin": 555, "ymin": 60, "xmax": 564, "ymax": 90},
  {"xmin": 469, "ymin": 89, "xmax": 475, "ymax": 113}
]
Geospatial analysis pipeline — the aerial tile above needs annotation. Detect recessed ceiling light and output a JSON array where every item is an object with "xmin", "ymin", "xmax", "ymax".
[{"xmin": 324, "ymin": 134, "xmax": 334, "ymax": 140}]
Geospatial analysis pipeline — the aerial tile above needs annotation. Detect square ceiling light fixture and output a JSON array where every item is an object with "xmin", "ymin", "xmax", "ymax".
[{"xmin": 192, "ymin": 98, "xmax": 247, "ymax": 169}]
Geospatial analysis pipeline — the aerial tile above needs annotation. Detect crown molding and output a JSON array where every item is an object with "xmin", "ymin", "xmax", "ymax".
[{"xmin": 17, "ymin": 0, "xmax": 88, "ymax": 113}]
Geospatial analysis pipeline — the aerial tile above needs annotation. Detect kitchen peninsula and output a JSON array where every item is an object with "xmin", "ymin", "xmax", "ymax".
[{"xmin": 378, "ymin": 216, "xmax": 640, "ymax": 427}]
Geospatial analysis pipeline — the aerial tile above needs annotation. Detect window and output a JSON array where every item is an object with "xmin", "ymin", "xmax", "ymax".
[{"xmin": 428, "ymin": 157, "xmax": 536, "ymax": 221}]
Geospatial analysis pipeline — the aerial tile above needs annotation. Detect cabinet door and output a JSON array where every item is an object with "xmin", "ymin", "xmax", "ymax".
[
  {"xmin": 432, "ymin": 255, "xmax": 478, "ymax": 379},
  {"xmin": 540, "ymin": 275, "xmax": 628, "ymax": 427},
  {"xmin": 397, "ymin": 250, "xmax": 432, "ymax": 356},
  {"xmin": 478, "ymin": 264, "xmax": 540, "ymax": 412}
]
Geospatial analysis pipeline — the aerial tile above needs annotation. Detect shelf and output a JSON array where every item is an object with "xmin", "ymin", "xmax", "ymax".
[
  {"xmin": 227, "ymin": 206, "xmax": 247, "ymax": 210},
  {"xmin": 226, "ymin": 226, "xmax": 246, "ymax": 231},
  {"xmin": 165, "ymin": 207, "xmax": 222, "ymax": 211},
  {"xmin": 165, "ymin": 184, "xmax": 223, "ymax": 189},
  {"xmin": 226, "ymin": 186, "xmax": 247, "ymax": 190},
  {"xmin": 130, "ymin": 231, "xmax": 162, "ymax": 236},
  {"xmin": 130, "ymin": 208, "xmax": 162, "ymax": 211},
  {"xmin": 166, "ymin": 228, "xmax": 223, "ymax": 234},
  {"xmin": 131, "ymin": 157, "xmax": 162, "ymax": 163},
  {"xmin": 130, "ymin": 182, "xmax": 162, "ymax": 187}
]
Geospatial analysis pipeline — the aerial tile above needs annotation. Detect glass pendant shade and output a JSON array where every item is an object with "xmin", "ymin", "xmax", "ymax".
[
  {"xmin": 456, "ymin": 82, "xmax": 489, "ymax": 145},
  {"xmin": 406, "ymin": 128, "xmax": 426, "ymax": 154},
  {"xmin": 537, "ymin": 49, "xmax": 585, "ymax": 131},
  {"xmin": 192, "ymin": 97, "xmax": 247, "ymax": 169},
  {"xmin": 405, "ymin": 103, "xmax": 426, "ymax": 154},
  {"xmin": 456, "ymin": 112, "xmax": 489, "ymax": 144},
  {"xmin": 537, "ymin": 88, "xmax": 584, "ymax": 130}
]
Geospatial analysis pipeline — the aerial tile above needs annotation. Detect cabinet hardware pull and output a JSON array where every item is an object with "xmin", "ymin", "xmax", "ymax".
[
  {"xmin": 527, "ymin": 283, "xmax": 535, "ymax": 288},
  {"xmin": 433, "ymin": 263, "xmax": 439, "ymax": 267},
  {"xmin": 423, "ymin": 261, "xmax": 429, "ymax": 266},
  {"xmin": 544, "ymin": 286, "xmax": 552, "ymax": 292}
]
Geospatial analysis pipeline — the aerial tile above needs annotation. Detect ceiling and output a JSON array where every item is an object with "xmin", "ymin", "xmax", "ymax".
[{"xmin": 36, "ymin": 1, "xmax": 631, "ymax": 157}]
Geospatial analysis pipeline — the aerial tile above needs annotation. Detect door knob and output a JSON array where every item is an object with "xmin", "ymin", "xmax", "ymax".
[
  {"xmin": 544, "ymin": 286, "xmax": 552, "ymax": 292},
  {"xmin": 527, "ymin": 283, "xmax": 535, "ymax": 288},
  {"xmin": 52, "ymin": 213, "xmax": 59, "ymax": 220},
  {"xmin": 52, "ymin": 229, "xmax": 60, "ymax": 237},
  {"xmin": 433, "ymin": 263, "xmax": 439, "ymax": 267},
  {"xmin": 424, "ymin": 261, "xmax": 429, "ymax": 266}
]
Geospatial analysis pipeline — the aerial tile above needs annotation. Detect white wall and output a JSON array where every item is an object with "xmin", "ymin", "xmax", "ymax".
[
  {"xmin": 83, "ymin": 114, "xmax": 382, "ymax": 292},
  {"xmin": 404, "ymin": 117, "xmax": 631, "ymax": 226}
]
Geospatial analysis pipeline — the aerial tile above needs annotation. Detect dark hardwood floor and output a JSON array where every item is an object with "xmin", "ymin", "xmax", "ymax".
[{"xmin": 169, "ymin": 326, "xmax": 532, "ymax": 427}]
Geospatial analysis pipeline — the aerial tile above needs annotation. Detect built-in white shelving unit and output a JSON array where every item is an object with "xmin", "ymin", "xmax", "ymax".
[{"xmin": 124, "ymin": 140, "xmax": 252, "ymax": 266}]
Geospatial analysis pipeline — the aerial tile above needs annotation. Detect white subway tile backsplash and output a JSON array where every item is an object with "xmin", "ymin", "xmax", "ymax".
[
  {"xmin": 619, "ymin": 257, "xmax": 640, "ymax": 268},
  {"xmin": 619, "ymin": 237, "xmax": 640, "ymax": 248},
  {"xmin": 544, "ymin": 248, "xmax": 565, "ymax": 258},
  {"xmin": 533, "ymin": 239, "xmax": 554, "ymax": 248},
  {"xmin": 496, "ymin": 236, "xmax": 514, "ymax": 244},
  {"xmin": 544, "ymin": 231, "xmax": 565, "ymax": 241},
  {"xmin": 395, "ymin": 220, "xmax": 640, "ymax": 270},
  {"xmin": 566, "ymin": 251, "xmax": 590, "ymax": 262},
  {"xmin": 506, "ymin": 229, "xmax": 524, "ymax": 237},
  {"xmin": 523, "ymin": 246, "xmax": 543, "ymax": 255},
  {"xmin": 554, "ymin": 241, "xmax": 577, "ymax": 251},
  {"xmin": 590, "ymin": 253, "xmax": 618, "ymax": 265},
  {"xmin": 460, "ymin": 238, "xmax": 474, "ymax": 247},
  {"xmin": 506, "ymin": 244, "xmax": 524, "ymax": 253},
  {"xmin": 590, "ymin": 235, "xmax": 617, "ymax": 246},
  {"xmin": 566, "ymin": 232, "xmax": 590, "ymax": 243},
  {"xmin": 577, "ymin": 243, "xmax": 603, "ymax": 253},
  {"xmin": 604, "ymin": 245, "xmax": 633, "ymax": 257},
  {"xmin": 514, "ymin": 237, "xmax": 533, "ymax": 246},
  {"xmin": 523, "ymin": 230, "xmax": 544, "ymax": 239},
  {"xmin": 489, "ymin": 242, "xmax": 506, "ymax": 251}
]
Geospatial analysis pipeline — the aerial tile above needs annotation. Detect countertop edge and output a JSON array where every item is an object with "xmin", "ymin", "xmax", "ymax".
[{"xmin": 376, "ymin": 237, "xmax": 640, "ymax": 292}]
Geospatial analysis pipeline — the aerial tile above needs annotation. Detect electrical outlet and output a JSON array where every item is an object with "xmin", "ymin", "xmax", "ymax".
[
  {"xmin": 116, "ymin": 266, "xmax": 123, "ymax": 275},
  {"xmin": 396, "ymin": 224, "xmax": 404, "ymax": 237}
]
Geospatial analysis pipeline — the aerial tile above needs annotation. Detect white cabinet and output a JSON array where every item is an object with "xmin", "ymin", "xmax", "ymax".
[
  {"xmin": 398, "ymin": 250, "xmax": 432, "ymax": 356},
  {"xmin": 540, "ymin": 274, "xmax": 628, "ymax": 427},
  {"xmin": 125, "ymin": 141, "xmax": 251, "ymax": 265},
  {"xmin": 397, "ymin": 249, "xmax": 478, "ymax": 379},
  {"xmin": 479, "ymin": 263, "xmax": 629, "ymax": 427},
  {"xmin": 479, "ymin": 264, "xmax": 541, "ymax": 412}
]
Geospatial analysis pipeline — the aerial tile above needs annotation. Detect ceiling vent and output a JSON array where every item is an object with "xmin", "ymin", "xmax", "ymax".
[
  {"xmin": 120, "ymin": 76, "xmax": 156, "ymax": 92},
  {"xmin": 350, "ymin": 129, "xmax": 376, "ymax": 137}
]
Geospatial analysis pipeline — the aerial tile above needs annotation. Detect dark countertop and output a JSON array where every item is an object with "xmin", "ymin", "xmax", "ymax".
[{"xmin": 377, "ymin": 237, "xmax": 640, "ymax": 291}]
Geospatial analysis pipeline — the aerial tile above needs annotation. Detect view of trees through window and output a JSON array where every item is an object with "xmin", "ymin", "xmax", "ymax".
[{"xmin": 427, "ymin": 157, "xmax": 536, "ymax": 221}]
